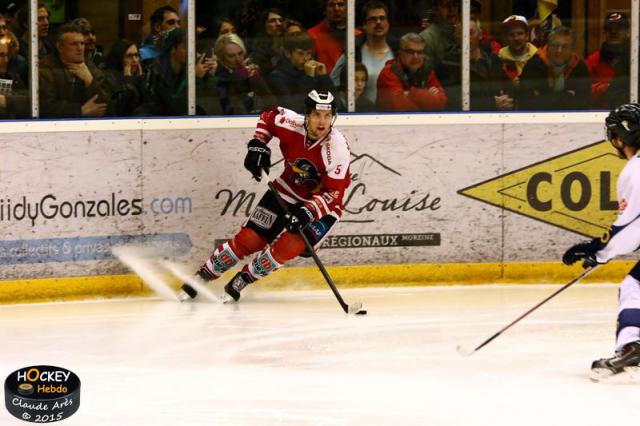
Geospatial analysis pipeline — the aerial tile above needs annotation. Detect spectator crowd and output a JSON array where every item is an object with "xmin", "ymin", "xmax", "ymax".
[{"xmin": 0, "ymin": 1, "xmax": 634, "ymax": 118}]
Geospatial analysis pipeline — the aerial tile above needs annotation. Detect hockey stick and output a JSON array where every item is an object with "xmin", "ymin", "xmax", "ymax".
[
  {"xmin": 261, "ymin": 170, "xmax": 367, "ymax": 315},
  {"xmin": 457, "ymin": 265, "xmax": 600, "ymax": 356}
]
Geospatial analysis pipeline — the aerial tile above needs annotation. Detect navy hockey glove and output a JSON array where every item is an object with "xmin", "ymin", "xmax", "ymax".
[
  {"xmin": 244, "ymin": 139, "xmax": 271, "ymax": 182},
  {"xmin": 283, "ymin": 204, "xmax": 315, "ymax": 232},
  {"xmin": 562, "ymin": 239, "xmax": 601, "ymax": 268}
]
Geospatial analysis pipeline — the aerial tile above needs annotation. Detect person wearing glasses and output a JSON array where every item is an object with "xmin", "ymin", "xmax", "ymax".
[
  {"xmin": 330, "ymin": 0, "xmax": 397, "ymax": 106},
  {"xmin": 518, "ymin": 26, "xmax": 590, "ymax": 111},
  {"xmin": 140, "ymin": 6, "xmax": 180, "ymax": 66},
  {"xmin": 376, "ymin": 32, "xmax": 446, "ymax": 112},
  {"xmin": 103, "ymin": 39, "xmax": 144, "ymax": 116}
]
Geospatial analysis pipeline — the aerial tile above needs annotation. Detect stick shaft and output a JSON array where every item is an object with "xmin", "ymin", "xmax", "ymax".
[
  {"xmin": 264, "ymin": 174, "xmax": 350, "ymax": 313},
  {"xmin": 469, "ymin": 266, "xmax": 599, "ymax": 354}
]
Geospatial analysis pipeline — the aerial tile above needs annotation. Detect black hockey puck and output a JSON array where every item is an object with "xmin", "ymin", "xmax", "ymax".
[
  {"xmin": 4, "ymin": 365, "xmax": 81, "ymax": 423},
  {"xmin": 356, "ymin": 310, "xmax": 367, "ymax": 315}
]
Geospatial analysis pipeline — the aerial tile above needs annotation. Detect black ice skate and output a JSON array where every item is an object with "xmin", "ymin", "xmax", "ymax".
[
  {"xmin": 178, "ymin": 267, "xmax": 214, "ymax": 302},
  {"xmin": 223, "ymin": 271, "xmax": 253, "ymax": 302},
  {"xmin": 590, "ymin": 341, "xmax": 640, "ymax": 382}
]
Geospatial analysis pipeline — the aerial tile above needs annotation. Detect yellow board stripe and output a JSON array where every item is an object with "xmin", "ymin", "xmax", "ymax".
[{"xmin": 0, "ymin": 261, "xmax": 634, "ymax": 304}]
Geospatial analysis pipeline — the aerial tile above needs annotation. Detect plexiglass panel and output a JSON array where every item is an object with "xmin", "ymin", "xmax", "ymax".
[
  {"xmin": 8, "ymin": 0, "xmax": 638, "ymax": 117},
  {"xmin": 195, "ymin": 0, "xmax": 349, "ymax": 115},
  {"xmin": 37, "ymin": 0, "xmax": 190, "ymax": 118}
]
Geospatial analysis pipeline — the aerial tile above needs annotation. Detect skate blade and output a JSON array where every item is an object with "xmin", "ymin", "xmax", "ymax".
[
  {"xmin": 221, "ymin": 294, "xmax": 236, "ymax": 304},
  {"xmin": 160, "ymin": 260, "xmax": 225, "ymax": 303},
  {"xmin": 177, "ymin": 290, "xmax": 192, "ymax": 303},
  {"xmin": 589, "ymin": 368, "xmax": 615, "ymax": 383},
  {"xmin": 590, "ymin": 366, "xmax": 640, "ymax": 383},
  {"xmin": 622, "ymin": 366, "xmax": 640, "ymax": 381}
]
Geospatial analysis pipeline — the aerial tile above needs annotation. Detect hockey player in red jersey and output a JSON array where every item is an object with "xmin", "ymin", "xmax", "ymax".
[
  {"xmin": 563, "ymin": 103, "xmax": 640, "ymax": 380},
  {"xmin": 179, "ymin": 90, "xmax": 351, "ymax": 302}
]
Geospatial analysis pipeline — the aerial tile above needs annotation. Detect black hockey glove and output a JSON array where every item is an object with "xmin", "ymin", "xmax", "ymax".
[
  {"xmin": 244, "ymin": 139, "xmax": 271, "ymax": 182},
  {"xmin": 562, "ymin": 239, "xmax": 601, "ymax": 268},
  {"xmin": 283, "ymin": 204, "xmax": 315, "ymax": 232}
]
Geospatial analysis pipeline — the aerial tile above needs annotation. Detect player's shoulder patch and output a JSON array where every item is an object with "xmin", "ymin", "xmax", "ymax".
[
  {"xmin": 274, "ymin": 108, "xmax": 305, "ymax": 134},
  {"xmin": 323, "ymin": 129, "xmax": 351, "ymax": 168},
  {"xmin": 325, "ymin": 129, "xmax": 350, "ymax": 151}
]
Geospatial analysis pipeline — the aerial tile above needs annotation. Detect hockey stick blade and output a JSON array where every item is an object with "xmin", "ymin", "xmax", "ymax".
[
  {"xmin": 347, "ymin": 301, "xmax": 367, "ymax": 315},
  {"xmin": 112, "ymin": 246, "xmax": 180, "ymax": 302},
  {"xmin": 456, "ymin": 344, "xmax": 475, "ymax": 357},
  {"xmin": 159, "ymin": 260, "xmax": 230, "ymax": 303}
]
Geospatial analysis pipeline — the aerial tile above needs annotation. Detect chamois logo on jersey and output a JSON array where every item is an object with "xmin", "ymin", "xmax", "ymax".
[
  {"xmin": 4, "ymin": 365, "xmax": 81, "ymax": 423},
  {"xmin": 458, "ymin": 140, "xmax": 623, "ymax": 237},
  {"xmin": 290, "ymin": 158, "xmax": 321, "ymax": 189}
]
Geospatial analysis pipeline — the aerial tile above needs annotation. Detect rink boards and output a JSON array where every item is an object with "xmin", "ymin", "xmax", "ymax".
[{"xmin": 0, "ymin": 112, "xmax": 635, "ymax": 302}]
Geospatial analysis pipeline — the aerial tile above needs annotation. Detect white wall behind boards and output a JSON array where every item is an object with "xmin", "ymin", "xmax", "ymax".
[{"xmin": 0, "ymin": 114, "xmax": 617, "ymax": 279}]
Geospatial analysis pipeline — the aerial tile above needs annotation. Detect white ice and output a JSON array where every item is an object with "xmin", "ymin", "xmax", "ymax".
[{"xmin": 0, "ymin": 283, "xmax": 637, "ymax": 425}]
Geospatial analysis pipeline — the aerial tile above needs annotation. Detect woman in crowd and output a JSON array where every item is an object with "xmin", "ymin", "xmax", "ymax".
[
  {"xmin": 250, "ymin": 8, "xmax": 285, "ymax": 78},
  {"xmin": 103, "ymin": 39, "xmax": 144, "ymax": 116},
  {"xmin": 215, "ymin": 33, "xmax": 275, "ymax": 115},
  {"xmin": 216, "ymin": 17, "xmax": 237, "ymax": 36},
  {"xmin": 283, "ymin": 18, "xmax": 305, "ymax": 35}
]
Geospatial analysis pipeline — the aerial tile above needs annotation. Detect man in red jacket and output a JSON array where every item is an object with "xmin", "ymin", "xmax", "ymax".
[
  {"xmin": 376, "ymin": 32, "xmax": 447, "ymax": 111},
  {"xmin": 308, "ymin": 0, "xmax": 361, "ymax": 73},
  {"xmin": 585, "ymin": 12, "xmax": 629, "ymax": 109}
]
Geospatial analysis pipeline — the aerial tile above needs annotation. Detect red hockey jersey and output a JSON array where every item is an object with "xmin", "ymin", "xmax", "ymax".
[{"xmin": 253, "ymin": 107, "xmax": 351, "ymax": 220}]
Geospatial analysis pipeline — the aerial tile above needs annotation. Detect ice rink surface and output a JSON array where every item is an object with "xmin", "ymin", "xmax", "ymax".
[{"xmin": 1, "ymin": 283, "xmax": 637, "ymax": 425}]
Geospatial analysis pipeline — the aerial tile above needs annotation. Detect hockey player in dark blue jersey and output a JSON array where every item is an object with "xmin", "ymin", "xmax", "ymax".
[{"xmin": 563, "ymin": 103, "xmax": 640, "ymax": 380}]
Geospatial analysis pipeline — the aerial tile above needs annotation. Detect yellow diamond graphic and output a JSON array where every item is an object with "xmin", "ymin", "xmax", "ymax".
[{"xmin": 458, "ymin": 141, "xmax": 624, "ymax": 238}]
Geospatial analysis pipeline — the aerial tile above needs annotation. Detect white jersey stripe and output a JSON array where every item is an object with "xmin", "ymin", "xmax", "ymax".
[
  {"xmin": 314, "ymin": 194, "xmax": 331, "ymax": 215},
  {"xmin": 308, "ymin": 201, "xmax": 323, "ymax": 219}
]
